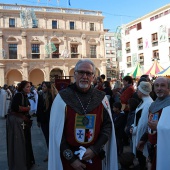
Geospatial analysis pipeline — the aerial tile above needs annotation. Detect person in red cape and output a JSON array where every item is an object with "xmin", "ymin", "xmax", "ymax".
[{"xmin": 48, "ymin": 59, "xmax": 118, "ymax": 170}]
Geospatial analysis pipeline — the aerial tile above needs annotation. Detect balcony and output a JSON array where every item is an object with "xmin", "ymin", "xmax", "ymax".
[
  {"xmin": 139, "ymin": 59, "xmax": 144, "ymax": 65},
  {"xmin": 139, "ymin": 59, "xmax": 144, "ymax": 62},
  {"xmin": 27, "ymin": 54, "xmax": 54, "ymax": 59},
  {"xmin": 152, "ymin": 40, "xmax": 158, "ymax": 46},
  {"xmin": 70, "ymin": 53, "xmax": 80, "ymax": 58},
  {"xmin": 125, "ymin": 47, "xmax": 130, "ymax": 50},
  {"xmin": 126, "ymin": 61, "xmax": 132, "ymax": 68},
  {"xmin": 138, "ymin": 43, "xmax": 143, "ymax": 50},
  {"xmin": 85, "ymin": 54, "xmax": 97, "ymax": 58},
  {"xmin": 1, "ymin": 54, "xmax": 22, "ymax": 59}
]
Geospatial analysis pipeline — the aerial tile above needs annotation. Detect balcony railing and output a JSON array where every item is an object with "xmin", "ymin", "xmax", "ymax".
[
  {"xmin": 0, "ymin": 4, "xmax": 102, "ymax": 16},
  {"xmin": 85, "ymin": 54, "xmax": 97, "ymax": 58},
  {"xmin": 70, "ymin": 53, "xmax": 79, "ymax": 58},
  {"xmin": 125, "ymin": 47, "xmax": 130, "ymax": 50},
  {"xmin": 138, "ymin": 44, "xmax": 143, "ymax": 50},
  {"xmin": 1, "ymin": 54, "xmax": 22, "ymax": 59},
  {"xmin": 138, "ymin": 43, "xmax": 143, "ymax": 50}
]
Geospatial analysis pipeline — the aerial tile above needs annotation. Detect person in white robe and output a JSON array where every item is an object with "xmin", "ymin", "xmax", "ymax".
[
  {"xmin": 131, "ymin": 81, "xmax": 153, "ymax": 169},
  {"xmin": 28, "ymin": 85, "xmax": 38, "ymax": 115},
  {"xmin": 48, "ymin": 59, "xmax": 118, "ymax": 170},
  {"xmin": 0, "ymin": 88, "xmax": 7, "ymax": 117}
]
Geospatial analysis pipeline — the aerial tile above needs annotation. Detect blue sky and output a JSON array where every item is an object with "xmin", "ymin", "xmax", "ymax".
[{"xmin": 1, "ymin": 0, "xmax": 170, "ymax": 31}]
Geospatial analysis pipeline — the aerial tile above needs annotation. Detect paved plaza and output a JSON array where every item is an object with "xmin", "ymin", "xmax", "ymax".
[{"xmin": 0, "ymin": 117, "xmax": 48, "ymax": 170}]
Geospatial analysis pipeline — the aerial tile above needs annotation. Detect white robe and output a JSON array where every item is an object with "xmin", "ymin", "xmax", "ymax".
[
  {"xmin": 0, "ymin": 89, "xmax": 7, "ymax": 117},
  {"xmin": 132, "ymin": 96, "xmax": 153, "ymax": 157},
  {"xmin": 48, "ymin": 94, "xmax": 118, "ymax": 170},
  {"xmin": 28, "ymin": 89, "xmax": 38, "ymax": 115},
  {"xmin": 6, "ymin": 89, "xmax": 12, "ymax": 115},
  {"xmin": 157, "ymin": 106, "xmax": 170, "ymax": 170}
]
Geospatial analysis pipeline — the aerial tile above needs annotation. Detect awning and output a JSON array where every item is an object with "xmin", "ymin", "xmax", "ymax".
[
  {"xmin": 129, "ymin": 63, "xmax": 142, "ymax": 78},
  {"xmin": 145, "ymin": 60, "xmax": 164, "ymax": 76},
  {"xmin": 156, "ymin": 65, "xmax": 170, "ymax": 76}
]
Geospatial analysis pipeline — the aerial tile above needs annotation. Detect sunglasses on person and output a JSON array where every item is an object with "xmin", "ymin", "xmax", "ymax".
[{"xmin": 76, "ymin": 70, "xmax": 94, "ymax": 77}]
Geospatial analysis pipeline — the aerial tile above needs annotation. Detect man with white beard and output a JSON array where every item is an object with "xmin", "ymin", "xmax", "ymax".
[{"xmin": 48, "ymin": 59, "xmax": 118, "ymax": 170}]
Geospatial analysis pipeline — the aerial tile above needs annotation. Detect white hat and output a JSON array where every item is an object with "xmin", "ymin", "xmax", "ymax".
[{"xmin": 138, "ymin": 81, "xmax": 152, "ymax": 95}]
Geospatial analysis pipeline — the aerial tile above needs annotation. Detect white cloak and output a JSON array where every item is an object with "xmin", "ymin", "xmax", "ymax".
[
  {"xmin": 6, "ymin": 89, "xmax": 12, "ymax": 115},
  {"xmin": 0, "ymin": 89, "xmax": 7, "ymax": 117},
  {"xmin": 132, "ymin": 96, "xmax": 153, "ymax": 157},
  {"xmin": 48, "ymin": 94, "xmax": 118, "ymax": 170},
  {"xmin": 157, "ymin": 106, "xmax": 170, "ymax": 170},
  {"xmin": 28, "ymin": 89, "xmax": 38, "ymax": 115}
]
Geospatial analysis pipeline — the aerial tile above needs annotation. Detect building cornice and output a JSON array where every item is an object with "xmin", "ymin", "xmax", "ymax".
[
  {"xmin": 125, "ymin": 4, "xmax": 170, "ymax": 26},
  {"xmin": 0, "ymin": 3, "xmax": 103, "ymax": 18}
]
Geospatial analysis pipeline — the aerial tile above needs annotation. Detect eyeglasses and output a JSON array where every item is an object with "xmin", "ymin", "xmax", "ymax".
[{"xmin": 76, "ymin": 70, "xmax": 94, "ymax": 77}]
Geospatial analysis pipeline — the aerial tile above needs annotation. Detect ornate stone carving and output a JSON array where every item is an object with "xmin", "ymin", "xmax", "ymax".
[{"xmin": 81, "ymin": 34, "xmax": 86, "ymax": 40}]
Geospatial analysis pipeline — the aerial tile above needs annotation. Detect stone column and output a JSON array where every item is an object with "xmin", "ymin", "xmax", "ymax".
[
  {"xmin": 44, "ymin": 17, "xmax": 47, "ymax": 29},
  {"xmin": 0, "ymin": 14, "xmax": 4, "ymax": 28},
  {"xmin": 44, "ymin": 63, "xmax": 50, "ymax": 81},
  {"xmin": 81, "ymin": 34, "xmax": 86, "ymax": 58},
  {"xmin": 100, "ymin": 35, "xmax": 104, "ymax": 58},
  {"xmin": 44, "ymin": 35, "xmax": 48, "ymax": 58},
  {"xmin": 101, "ymin": 62, "xmax": 107, "ymax": 79},
  {"xmin": 21, "ymin": 32, "xmax": 27, "ymax": 59},
  {"xmin": 0, "ymin": 63, "xmax": 5, "ymax": 86},
  {"xmin": 64, "ymin": 63, "xmax": 69, "ymax": 77},
  {"xmin": 64, "ymin": 35, "xmax": 68, "ymax": 51},
  {"xmin": 62, "ymin": 17, "xmax": 66, "ymax": 30},
  {"xmin": 0, "ymin": 32, "xmax": 3, "ymax": 59},
  {"xmin": 22, "ymin": 62, "xmax": 28, "ymax": 80}
]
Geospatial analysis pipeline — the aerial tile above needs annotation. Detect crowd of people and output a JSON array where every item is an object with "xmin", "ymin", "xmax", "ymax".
[{"xmin": 0, "ymin": 59, "xmax": 170, "ymax": 170}]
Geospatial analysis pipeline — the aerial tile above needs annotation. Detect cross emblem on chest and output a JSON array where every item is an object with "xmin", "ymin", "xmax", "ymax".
[{"xmin": 77, "ymin": 130, "xmax": 84, "ymax": 139}]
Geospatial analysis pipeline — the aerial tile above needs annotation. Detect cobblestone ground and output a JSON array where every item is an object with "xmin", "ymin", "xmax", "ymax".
[{"xmin": 0, "ymin": 117, "xmax": 48, "ymax": 170}]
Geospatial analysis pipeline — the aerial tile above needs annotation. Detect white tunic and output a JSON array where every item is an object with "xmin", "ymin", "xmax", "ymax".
[
  {"xmin": 0, "ymin": 89, "xmax": 7, "ymax": 117},
  {"xmin": 28, "ymin": 89, "xmax": 38, "ymax": 115},
  {"xmin": 132, "ymin": 96, "xmax": 153, "ymax": 157},
  {"xmin": 48, "ymin": 94, "xmax": 118, "ymax": 170},
  {"xmin": 6, "ymin": 89, "xmax": 12, "ymax": 115}
]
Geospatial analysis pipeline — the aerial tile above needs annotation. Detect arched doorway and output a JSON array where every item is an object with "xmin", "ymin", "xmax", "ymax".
[
  {"xmin": 6, "ymin": 69, "xmax": 22, "ymax": 85},
  {"xmin": 95, "ymin": 68, "xmax": 100, "ymax": 77},
  {"xmin": 50, "ymin": 68, "xmax": 64, "ymax": 82},
  {"xmin": 29, "ymin": 69, "xmax": 44, "ymax": 86},
  {"xmin": 69, "ymin": 68, "xmax": 75, "ymax": 82}
]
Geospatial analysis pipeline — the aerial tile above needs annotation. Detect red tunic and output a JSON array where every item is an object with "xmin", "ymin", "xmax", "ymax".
[
  {"xmin": 61, "ymin": 104, "xmax": 104, "ymax": 170},
  {"xmin": 148, "ymin": 109, "xmax": 162, "ymax": 145},
  {"xmin": 148, "ymin": 109, "xmax": 162, "ymax": 170}
]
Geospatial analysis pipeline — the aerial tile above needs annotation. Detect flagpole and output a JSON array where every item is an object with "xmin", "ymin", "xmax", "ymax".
[
  {"xmin": 57, "ymin": 0, "xmax": 60, "ymax": 7},
  {"xmin": 37, "ymin": 0, "xmax": 39, "ymax": 6},
  {"xmin": 47, "ymin": 0, "xmax": 49, "ymax": 6}
]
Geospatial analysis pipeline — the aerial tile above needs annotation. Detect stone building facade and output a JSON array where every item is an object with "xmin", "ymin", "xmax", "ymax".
[{"xmin": 0, "ymin": 4, "xmax": 107, "ymax": 86}]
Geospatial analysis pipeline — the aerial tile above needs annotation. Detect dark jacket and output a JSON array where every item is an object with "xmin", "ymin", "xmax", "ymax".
[
  {"xmin": 125, "ymin": 110, "xmax": 136, "ymax": 138},
  {"xmin": 112, "ymin": 113, "xmax": 126, "ymax": 139},
  {"xmin": 37, "ymin": 93, "xmax": 52, "ymax": 123}
]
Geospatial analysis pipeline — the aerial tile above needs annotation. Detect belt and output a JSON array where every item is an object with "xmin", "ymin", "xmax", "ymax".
[{"xmin": 10, "ymin": 112, "xmax": 31, "ymax": 124}]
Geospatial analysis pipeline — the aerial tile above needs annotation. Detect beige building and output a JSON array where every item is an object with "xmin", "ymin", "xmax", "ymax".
[{"xmin": 0, "ymin": 3, "xmax": 107, "ymax": 86}]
